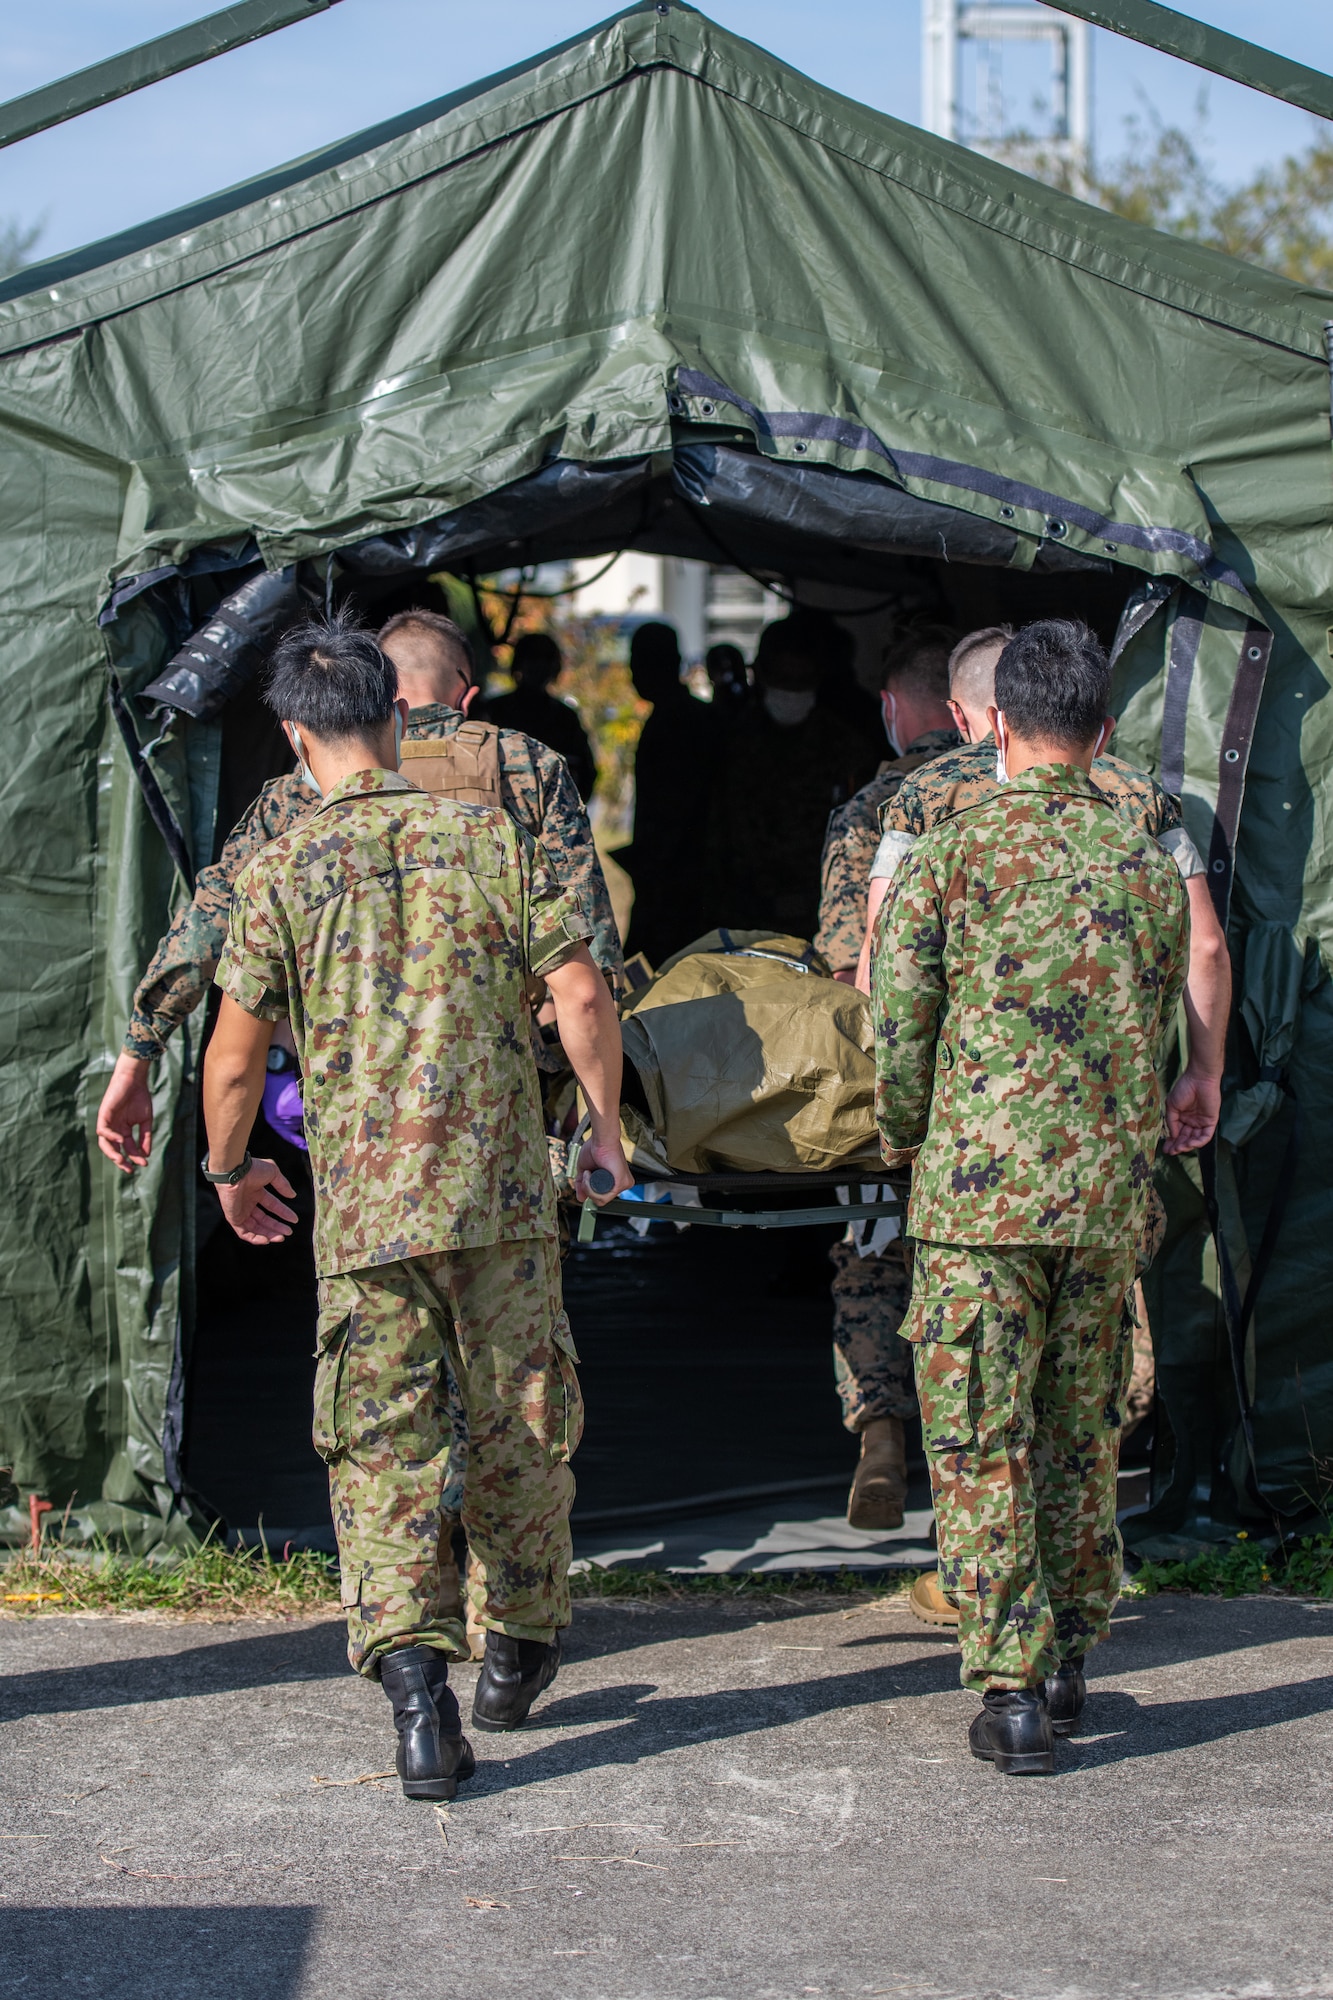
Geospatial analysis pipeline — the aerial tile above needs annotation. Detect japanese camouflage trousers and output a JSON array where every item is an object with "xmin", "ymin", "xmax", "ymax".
[
  {"xmin": 314, "ymin": 1236, "xmax": 583, "ymax": 1677},
  {"xmin": 907, "ymin": 1241, "xmax": 1136, "ymax": 1693},
  {"xmin": 829, "ymin": 1236, "xmax": 916, "ymax": 1431}
]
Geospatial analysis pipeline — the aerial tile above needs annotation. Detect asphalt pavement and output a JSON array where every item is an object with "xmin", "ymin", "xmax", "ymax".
[{"xmin": 2, "ymin": 1591, "xmax": 1332, "ymax": 2000}]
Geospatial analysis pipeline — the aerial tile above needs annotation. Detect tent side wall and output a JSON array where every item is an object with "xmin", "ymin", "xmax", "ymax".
[{"xmin": 0, "ymin": 3, "xmax": 1330, "ymax": 1535}]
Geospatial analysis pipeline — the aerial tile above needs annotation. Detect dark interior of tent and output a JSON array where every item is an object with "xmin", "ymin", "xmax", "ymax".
[{"xmin": 135, "ymin": 432, "xmax": 1157, "ymax": 1545}]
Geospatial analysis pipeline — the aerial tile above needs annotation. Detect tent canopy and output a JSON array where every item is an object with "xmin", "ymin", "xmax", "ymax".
[{"xmin": 0, "ymin": 1, "xmax": 1329, "ymax": 1552}]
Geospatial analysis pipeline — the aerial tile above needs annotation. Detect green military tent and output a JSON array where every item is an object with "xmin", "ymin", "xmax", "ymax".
[{"xmin": 0, "ymin": 0, "xmax": 1329, "ymax": 1554}]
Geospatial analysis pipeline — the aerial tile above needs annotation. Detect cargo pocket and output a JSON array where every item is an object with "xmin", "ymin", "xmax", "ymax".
[
  {"xmin": 910, "ymin": 1296, "xmax": 984, "ymax": 1452},
  {"xmin": 312, "ymin": 1313, "xmax": 352, "ymax": 1464},
  {"xmin": 1105, "ymin": 1295, "xmax": 1138, "ymax": 1431},
  {"xmin": 548, "ymin": 1311, "xmax": 584, "ymax": 1465}
]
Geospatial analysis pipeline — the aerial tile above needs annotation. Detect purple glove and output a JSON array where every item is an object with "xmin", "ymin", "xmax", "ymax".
[{"xmin": 262, "ymin": 1069, "xmax": 307, "ymax": 1152}]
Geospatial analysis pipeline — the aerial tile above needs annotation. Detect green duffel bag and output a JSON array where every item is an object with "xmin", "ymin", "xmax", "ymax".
[{"xmin": 619, "ymin": 929, "xmax": 882, "ymax": 1176}]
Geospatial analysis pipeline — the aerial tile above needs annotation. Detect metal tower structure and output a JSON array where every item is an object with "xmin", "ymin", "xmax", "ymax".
[{"xmin": 922, "ymin": 0, "xmax": 1091, "ymax": 179}]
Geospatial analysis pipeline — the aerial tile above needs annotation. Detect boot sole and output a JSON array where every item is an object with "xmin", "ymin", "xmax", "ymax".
[
  {"xmin": 971, "ymin": 1744, "xmax": 1055, "ymax": 1775},
  {"xmin": 399, "ymin": 1739, "xmax": 476, "ymax": 1800},
  {"xmin": 908, "ymin": 1596, "xmax": 959, "ymax": 1629}
]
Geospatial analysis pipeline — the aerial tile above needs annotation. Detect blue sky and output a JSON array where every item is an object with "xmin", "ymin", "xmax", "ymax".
[{"xmin": 3, "ymin": 2, "xmax": 1332, "ymax": 264}]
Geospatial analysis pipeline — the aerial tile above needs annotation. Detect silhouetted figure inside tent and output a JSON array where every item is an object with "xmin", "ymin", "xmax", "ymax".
[
  {"xmin": 621, "ymin": 621, "xmax": 721, "ymax": 969},
  {"xmin": 705, "ymin": 641, "xmax": 751, "ymax": 720},
  {"xmin": 710, "ymin": 615, "xmax": 866, "ymax": 943},
  {"xmin": 487, "ymin": 631, "xmax": 597, "ymax": 801}
]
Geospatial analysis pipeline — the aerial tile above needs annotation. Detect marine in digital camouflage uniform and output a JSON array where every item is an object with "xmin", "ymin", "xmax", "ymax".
[
  {"xmin": 874, "ymin": 762, "xmax": 1188, "ymax": 1696},
  {"xmin": 217, "ymin": 766, "xmax": 592, "ymax": 1677},
  {"xmin": 814, "ymin": 727, "xmax": 959, "ymax": 1456},
  {"xmin": 125, "ymin": 702, "xmax": 623, "ymax": 1061}
]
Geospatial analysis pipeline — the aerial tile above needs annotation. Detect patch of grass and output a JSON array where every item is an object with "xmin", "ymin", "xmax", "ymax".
[
  {"xmin": 1126, "ymin": 1529, "xmax": 1333, "ymax": 1600},
  {"xmin": 0, "ymin": 1539, "xmax": 339, "ymax": 1620},
  {"xmin": 571, "ymin": 1564, "xmax": 921, "ymax": 1603}
]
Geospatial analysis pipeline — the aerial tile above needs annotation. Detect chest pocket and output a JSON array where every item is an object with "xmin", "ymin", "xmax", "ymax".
[{"xmin": 297, "ymin": 831, "xmax": 397, "ymax": 912}]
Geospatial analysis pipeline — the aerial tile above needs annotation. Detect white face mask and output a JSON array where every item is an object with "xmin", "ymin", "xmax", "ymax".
[
  {"xmin": 881, "ymin": 690, "xmax": 903, "ymax": 757},
  {"xmin": 763, "ymin": 688, "xmax": 816, "ymax": 727},
  {"xmin": 393, "ymin": 707, "xmax": 404, "ymax": 765},
  {"xmin": 288, "ymin": 723, "xmax": 320, "ymax": 795},
  {"xmin": 994, "ymin": 714, "xmax": 1009, "ymax": 785}
]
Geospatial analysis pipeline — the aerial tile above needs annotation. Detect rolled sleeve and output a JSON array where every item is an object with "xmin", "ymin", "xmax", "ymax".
[
  {"xmin": 524, "ymin": 835, "xmax": 594, "ymax": 979},
  {"xmin": 214, "ymin": 876, "xmax": 291, "ymax": 1020},
  {"xmin": 1156, "ymin": 825, "xmax": 1205, "ymax": 880},
  {"xmin": 869, "ymin": 827, "xmax": 916, "ymax": 884}
]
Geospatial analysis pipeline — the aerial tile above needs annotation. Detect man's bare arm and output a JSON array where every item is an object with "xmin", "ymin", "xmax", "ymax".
[
  {"xmin": 201, "ymin": 996, "xmax": 298, "ymax": 1244},
  {"xmin": 1164, "ymin": 875, "xmax": 1231, "ymax": 1155},
  {"xmin": 544, "ymin": 945, "xmax": 633, "ymax": 1203}
]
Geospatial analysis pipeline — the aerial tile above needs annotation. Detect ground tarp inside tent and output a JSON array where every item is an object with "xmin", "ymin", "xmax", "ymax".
[{"xmin": 0, "ymin": 0, "xmax": 1329, "ymax": 1553}]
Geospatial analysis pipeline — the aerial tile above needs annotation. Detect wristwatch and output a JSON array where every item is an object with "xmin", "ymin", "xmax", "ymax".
[{"xmin": 200, "ymin": 1149, "xmax": 253, "ymax": 1186}]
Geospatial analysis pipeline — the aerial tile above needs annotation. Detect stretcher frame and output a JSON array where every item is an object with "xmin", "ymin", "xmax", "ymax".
[{"xmin": 575, "ymin": 1166, "xmax": 906, "ymax": 1244}]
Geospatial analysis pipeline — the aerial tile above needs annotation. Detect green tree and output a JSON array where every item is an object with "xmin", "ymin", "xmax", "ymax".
[
  {"xmin": 0, "ymin": 218, "xmax": 42, "ymax": 280},
  {"xmin": 1005, "ymin": 103, "xmax": 1333, "ymax": 288}
]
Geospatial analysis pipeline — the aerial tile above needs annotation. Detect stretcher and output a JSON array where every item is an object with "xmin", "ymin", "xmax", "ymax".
[{"xmin": 576, "ymin": 1164, "xmax": 906, "ymax": 1243}]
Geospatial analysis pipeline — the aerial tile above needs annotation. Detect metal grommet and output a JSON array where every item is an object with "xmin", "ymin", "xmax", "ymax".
[
  {"xmin": 1247, "ymin": 645, "xmax": 1264, "ymax": 661},
  {"xmin": 667, "ymin": 392, "xmax": 685, "ymax": 415},
  {"xmin": 1224, "ymin": 748, "xmax": 1241, "ymax": 763},
  {"xmin": 1046, "ymin": 518, "xmax": 1067, "ymax": 538},
  {"xmin": 1000, "ymin": 505, "xmax": 1015, "ymax": 519},
  {"xmin": 793, "ymin": 439, "xmax": 809, "ymax": 455},
  {"xmin": 1212, "ymin": 859, "xmax": 1227, "ymax": 874},
  {"xmin": 1104, "ymin": 542, "xmax": 1119, "ymax": 554},
  {"xmin": 700, "ymin": 400, "xmax": 716, "ymax": 417}
]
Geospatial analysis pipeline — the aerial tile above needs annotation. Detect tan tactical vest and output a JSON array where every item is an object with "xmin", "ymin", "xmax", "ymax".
[{"xmin": 400, "ymin": 720, "xmax": 503, "ymax": 808}]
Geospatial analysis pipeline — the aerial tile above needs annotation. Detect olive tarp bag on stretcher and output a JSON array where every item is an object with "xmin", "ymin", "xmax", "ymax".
[{"xmin": 616, "ymin": 930, "xmax": 883, "ymax": 1177}]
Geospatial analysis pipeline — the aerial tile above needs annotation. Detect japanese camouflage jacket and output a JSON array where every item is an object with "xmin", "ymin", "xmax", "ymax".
[
  {"xmin": 125, "ymin": 703, "xmax": 622, "ymax": 1059},
  {"xmin": 216, "ymin": 769, "xmax": 590, "ymax": 1276},
  {"xmin": 873, "ymin": 764, "xmax": 1190, "ymax": 1248},
  {"xmin": 814, "ymin": 726, "xmax": 959, "ymax": 972}
]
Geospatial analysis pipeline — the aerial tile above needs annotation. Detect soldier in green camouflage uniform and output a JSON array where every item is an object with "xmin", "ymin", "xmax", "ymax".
[
  {"xmin": 204, "ymin": 616, "xmax": 629, "ymax": 1789},
  {"xmin": 116, "ymin": 703, "xmax": 622, "ymax": 1069},
  {"xmin": 813, "ymin": 625, "xmax": 959, "ymax": 1530},
  {"xmin": 874, "ymin": 621, "xmax": 1189, "ymax": 1772}
]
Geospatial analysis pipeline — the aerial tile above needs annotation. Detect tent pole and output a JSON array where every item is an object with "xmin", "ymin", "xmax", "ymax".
[
  {"xmin": 1045, "ymin": 0, "xmax": 1333, "ymax": 124},
  {"xmin": 0, "ymin": 0, "xmax": 344, "ymax": 152}
]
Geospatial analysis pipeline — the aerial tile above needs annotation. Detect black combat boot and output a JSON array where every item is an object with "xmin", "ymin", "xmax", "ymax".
[
  {"xmin": 968, "ymin": 1687, "xmax": 1055, "ymax": 1775},
  {"xmin": 379, "ymin": 1644, "xmax": 476, "ymax": 1801},
  {"xmin": 1044, "ymin": 1659, "xmax": 1087, "ymax": 1737},
  {"xmin": 471, "ymin": 1630, "xmax": 562, "ymax": 1732}
]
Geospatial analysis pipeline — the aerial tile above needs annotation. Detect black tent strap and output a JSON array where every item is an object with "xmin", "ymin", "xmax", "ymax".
[
  {"xmin": 1048, "ymin": 1, "xmax": 1333, "ymax": 127},
  {"xmin": 1206, "ymin": 622, "xmax": 1272, "ymax": 926},
  {"xmin": 108, "ymin": 676, "xmax": 194, "ymax": 889},
  {"xmin": 1199, "ymin": 1092, "xmax": 1304, "ymax": 1529},
  {"xmin": 674, "ymin": 368, "xmax": 1245, "ymax": 589}
]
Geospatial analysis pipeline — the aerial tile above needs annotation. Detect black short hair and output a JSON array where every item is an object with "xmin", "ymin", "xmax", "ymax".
[
  {"xmin": 265, "ymin": 612, "xmax": 398, "ymax": 739},
  {"xmin": 994, "ymin": 619, "xmax": 1110, "ymax": 749}
]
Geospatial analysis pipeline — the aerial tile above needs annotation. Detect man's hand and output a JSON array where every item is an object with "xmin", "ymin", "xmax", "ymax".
[
  {"xmin": 1164, "ymin": 1068, "xmax": 1221, "ymax": 1155},
  {"xmin": 216, "ymin": 1158, "xmax": 298, "ymax": 1245},
  {"xmin": 574, "ymin": 1133, "xmax": 634, "ymax": 1205},
  {"xmin": 96, "ymin": 1053, "xmax": 155, "ymax": 1171}
]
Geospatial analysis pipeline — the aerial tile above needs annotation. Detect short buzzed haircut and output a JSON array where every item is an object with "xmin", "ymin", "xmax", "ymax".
[
  {"xmin": 948, "ymin": 624, "xmax": 1014, "ymax": 709},
  {"xmin": 266, "ymin": 612, "xmax": 398, "ymax": 738},
  {"xmin": 881, "ymin": 625, "xmax": 954, "ymax": 700},
  {"xmin": 377, "ymin": 608, "xmax": 474, "ymax": 681},
  {"xmin": 994, "ymin": 619, "xmax": 1111, "ymax": 749}
]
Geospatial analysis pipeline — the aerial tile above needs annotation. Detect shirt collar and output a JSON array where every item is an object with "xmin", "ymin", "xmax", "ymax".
[
  {"xmin": 1003, "ymin": 760, "xmax": 1099, "ymax": 799},
  {"xmin": 404, "ymin": 702, "xmax": 461, "ymax": 737},
  {"xmin": 313, "ymin": 767, "xmax": 418, "ymax": 814}
]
